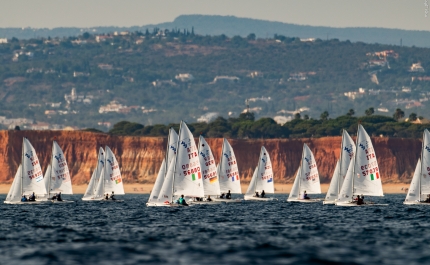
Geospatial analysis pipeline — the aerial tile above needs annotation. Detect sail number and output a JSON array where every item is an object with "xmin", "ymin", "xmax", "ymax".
[
  {"xmin": 27, "ymin": 169, "xmax": 42, "ymax": 179},
  {"xmin": 31, "ymin": 160, "xmax": 39, "ymax": 167},
  {"xmin": 308, "ymin": 163, "xmax": 316, "ymax": 170},
  {"xmin": 205, "ymin": 159, "xmax": 215, "ymax": 167}
]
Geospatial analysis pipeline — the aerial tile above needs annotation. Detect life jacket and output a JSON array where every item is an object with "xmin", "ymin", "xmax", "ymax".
[{"xmin": 178, "ymin": 198, "xmax": 184, "ymax": 204}]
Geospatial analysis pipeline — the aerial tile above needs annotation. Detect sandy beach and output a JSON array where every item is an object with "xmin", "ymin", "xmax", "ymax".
[{"xmin": 0, "ymin": 183, "xmax": 410, "ymax": 195}]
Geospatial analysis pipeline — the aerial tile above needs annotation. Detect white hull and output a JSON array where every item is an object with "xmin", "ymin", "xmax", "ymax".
[
  {"xmin": 244, "ymin": 196, "xmax": 277, "ymax": 201},
  {"xmin": 51, "ymin": 200, "xmax": 75, "ymax": 204},
  {"xmin": 403, "ymin": 201, "xmax": 430, "ymax": 205},
  {"xmin": 287, "ymin": 198, "xmax": 321, "ymax": 203},
  {"xmin": 336, "ymin": 201, "xmax": 388, "ymax": 207},
  {"xmin": 4, "ymin": 200, "xmax": 46, "ymax": 205},
  {"xmin": 212, "ymin": 198, "xmax": 243, "ymax": 203},
  {"xmin": 189, "ymin": 201, "xmax": 225, "ymax": 205},
  {"xmin": 323, "ymin": 200, "xmax": 335, "ymax": 205},
  {"xmin": 146, "ymin": 202, "xmax": 190, "ymax": 207}
]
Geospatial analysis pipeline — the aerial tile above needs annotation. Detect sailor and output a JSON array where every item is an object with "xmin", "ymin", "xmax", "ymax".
[
  {"xmin": 56, "ymin": 192, "xmax": 63, "ymax": 201},
  {"xmin": 255, "ymin": 191, "xmax": 260, "ymax": 197},
  {"xmin": 303, "ymin": 190, "xmax": 310, "ymax": 200},
  {"xmin": 110, "ymin": 191, "xmax": 116, "ymax": 200},
  {"xmin": 261, "ymin": 190, "xmax": 266, "ymax": 198},
  {"xmin": 178, "ymin": 194, "xmax": 188, "ymax": 206},
  {"xmin": 425, "ymin": 195, "xmax": 430, "ymax": 203},
  {"xmin": 206, "ymin": 195, "xmax": 212, "ymax": 202},
  {"xmin": 28, "ymin": 192, "xmax": 36, "ymax": 201},
  {"xmin": 357, "ymin": 195, "xmax": 364, "ymax": 205},
  {"xmin": 226, "ymin": 190, "xmax": 232, "ymax": 199},
  {"xmin": 105, "ymin": 193, "xmax": 109, "ymax": 200},
  {"xmin": 51, "ymin": 193, "xmax": 57, "ymax": 200},
  {"xmin": 220, "ymin": 193, "xmax": 225, "ymax": 199},
  {"xmin": 21, "ymin": 195, "xmax": 28, "ymax": 202}
]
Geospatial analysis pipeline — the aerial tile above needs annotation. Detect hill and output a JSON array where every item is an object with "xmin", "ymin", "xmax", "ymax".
[
  {"xmin": 0, "ymin": 30, "xmax": 429, "ymax": 130},
  {"xmin": 1, "ymin": 15, "xmax": 430, "ymax": 47}
]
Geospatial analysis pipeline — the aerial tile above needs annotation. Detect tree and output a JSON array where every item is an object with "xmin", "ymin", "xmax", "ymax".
[
  {"xmin": 294, "ymin": 113, "xmax": 301, "ymax": 120},
  {"xmin": 409, "ymin": 113, "xmax": 418, "ymax": 121},
  {"xmin": 247, "ymin": 33, "xmax": 256, "ymax": 41},
  {"xmin": 393, "ymin": 108, "xmax": 405, "ymax": 121},
  {"xmin": 14, "ymin": 125, "xmax": 20, "ymax": 131},
  {"xmin": 320, "ymin": 111, "xmax": 329, "ymax": 121},
  {"xmin": 346, "ymin": 109, "xmax": 355, "ymax": 116},
  {"xmin": 303, "ymin": 114, "xmax": 310, "ymax": 120},
  {"xmin": 365, "ymin": 107, "xmax": 374, "ymax": 116},
  {"xmin": 82, "ymin": 32, "xmax": 90, "ymax": 39}
]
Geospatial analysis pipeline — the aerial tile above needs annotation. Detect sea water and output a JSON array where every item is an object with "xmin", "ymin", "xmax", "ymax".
[{"xmin": 0, "ymin": 194, "xmax": 428, "ymax": 265}]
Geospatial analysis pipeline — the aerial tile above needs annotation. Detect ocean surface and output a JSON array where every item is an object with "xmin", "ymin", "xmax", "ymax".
[{"xmin": 0, "ymin": 194, "xmax": 429, "ymax": 265}]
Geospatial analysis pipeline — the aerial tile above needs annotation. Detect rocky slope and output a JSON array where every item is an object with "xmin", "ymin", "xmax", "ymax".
[{"xmin": 0, "ymin": 130, "xmax": 421, "ymax": 184}]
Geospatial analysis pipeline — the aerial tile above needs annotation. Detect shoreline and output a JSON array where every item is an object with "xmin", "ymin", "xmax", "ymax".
[{"xmin": 0, "ymin": 183, "xmax": 410, "ymax": 195}]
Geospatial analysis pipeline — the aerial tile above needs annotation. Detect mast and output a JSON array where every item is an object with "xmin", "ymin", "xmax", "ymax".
[
  {"xmin": 299, "ymin": 144, "xmax": 306, "ymax": 198},
  {"xmin": 254, "ymin": 147, "xmax": 263, "ymax": 193},
  {"xmin": 219, "ymin": 138, "xmax": 226, "ymax": 194},
  {"xmin": 352, "ymin": 125, "xmax": 360, "ymax": 197},
  {"xmin": 420, "ymin": 131, "xmax": 425, "ymax": 198},
  {"xmin": 21, "ymin": 138, "xmax": 24, "ymax": 196},
  {"xmin": 48, "ymin": 141, "xmax": 54, "ymax": 196},
  {"xmin": 171, "ymin": 122, "xmax": 182, "ymax": 203},
  {"xmin": 338, "ymin": 130, "xmax": 345, "ymax": 194},
  {"xmin": 103, "ymin": 146, "xmax": 106, "ymax": 196},
  {"xmin": 165, "ymin": 128, "xmax": 172, "ymax": 174}
]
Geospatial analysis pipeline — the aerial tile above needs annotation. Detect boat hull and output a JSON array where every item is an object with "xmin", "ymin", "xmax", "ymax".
[
  {"xmin": 323, "ymin": 200, "xmax": 336, "ymax": 205},
  {"xmin": 4, "ymin": 200, "xmax": 46, "ymax": 204},
  {"xmin": 336, "ymin": 201, "xmax": 388, "ymax": 207},
  {"xmin": 287, "ymin": 198, "xmax": 321, "ymax": 203},
  {"xmin": 244, "ymin": 196, "xmax": 277, "ymax": 201},
  {"xmin": 212, "ymin": 198, "xmax": 243, "ymax": 203},
  {"xmin": 189, "ymin": 201, "xmax": 225, "ymax": 205},
  {"xmin": 403, "ymin": 201, "xmax": 430, "ymax": 205}
]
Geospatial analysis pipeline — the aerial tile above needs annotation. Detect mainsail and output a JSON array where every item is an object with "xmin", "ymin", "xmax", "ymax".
[
  {"xmin": 288, "ymin": 144, "xmax": 320, "ymax": 200},
  {"xmin": 198, "ymin": 136, "xmax": 220, "ymax": 196},
  {"xmin": 103, "ymin": 146, "xmax": 125, "ymax": 195},
  {"xmin": 5, "ymin": 165, "xmax": 23, "ymax": 203},
  {"xmin": 245, "ymin": 167, "xmax": 258, "ymax": 197},
  {"xmin": 46, "ymin": 141, "xmax": 73, "ymax": 195},
  {"xmin": 404, "ymin": 159, "xmax": 421, "ymax": 202},
  {"xmin": 22, "ymin": 138, "xmax": 47, "ymax": 196},
  {"xmin": 83, "ymin": 147, "xmax": 104, "ymax": 200},
  {"xmin": 218, "ymin": 138, "xmax": 241, "ymax": 194},
  {"xmin": 173, "ymin": 121, "xmax": 204, "ymax": 197},
  {"xmin": 325, "ymin": 130, "xmax": 355, "ymax": 202},
  {"xmin": 147, "ymin": 159, "xmax": 166, "ymax": 203}
]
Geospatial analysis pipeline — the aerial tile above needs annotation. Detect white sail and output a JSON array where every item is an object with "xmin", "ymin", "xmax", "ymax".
[
  {"xmin": 218, "ymin": 138, "xmax": 242, "ymax": 194},
  {"xmin": 148, "ymin": 159, "xmax": 166, "ymax": 203},
  {"xmin": 255, "ymin": 146, "xmax": 274, "ymax": 194},
  {"xmin": 166, "ymin": 128, "xmax": 179, "ymax": 171},
  {"xmin": 22, "ymin": 138, "xmax": 47, "ymax": 196},
  {"xmin": 339, "ymin": 130, "xmax": 356, "ymax": 189},
  {"xmin": 83, "ymin": 147, "xmax": 105, "ymax": 200},
  {"xmin": 325, "ymin": 160, "xmax": 340, "ymax": 201},
  {"xmin": 288, "ymin": 167, "xmax": 301, "ymax": 200},
  {"xmin": 299, "ymin": 144, "xmax": 321, "ymax": 194},
  {"xmin": 158, "ymin": 157, "xmax": 176, "ymax": 203},
  {"xmin": 43, "ymin": 164, "xmax": 51, "ymax": 194},
  {"xmin": 353, "ymin": 124, "xmax": 383, "ymax": 196},
  {"xmin": 48, "ymin": 141, "xmax": 73, "ymax": 194},
  {"xmin": 103, "ymin": 146, "xmax": 125, "ymax": 195},
  {"xmin": 405, "ymin": 159, "xmax": 422, "ymax": 203},
  {"xmin": 5, "ymin": 165, "xmax": 22, "ymax": 203},
  {"xmin": 245, "ymin": 167, "xmax": 258, "ymax": 197},
  {"xmin": 420, "ymin": 129, "xmax": 430, "ymax": 194},
  {"xmin": 173, "ymin": 121, "xmax": 204, "ymax": 197},
  {"xmin": 93, "ymin": 168, "xmax": 106, "ymax": 200},
  {"xmin": 337, "ymin": 155, "xmax": 356, "ymax": 203},
  {"xmin": 198, "ymin": 136, "xmax": 221, "ymax": 196}
]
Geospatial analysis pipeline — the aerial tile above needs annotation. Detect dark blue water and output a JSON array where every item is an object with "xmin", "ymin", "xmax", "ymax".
[{"xmin": 0, "ymin": 194, "xmax": 429, "ymax": 265}]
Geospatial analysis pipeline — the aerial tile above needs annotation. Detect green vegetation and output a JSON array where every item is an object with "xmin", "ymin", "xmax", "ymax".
[
  {"xmin": 106, "ymin": 110, "xmax": 429, "ymax": 139},
  {"xmin": 0, "ymin": 29, "xmax": 429, "ymax": 130}
]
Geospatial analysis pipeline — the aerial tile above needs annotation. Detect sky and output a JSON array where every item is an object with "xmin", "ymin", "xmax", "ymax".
[{"xmin": 0, "ymin": 0, "xmax": 429, "ymax": 31}]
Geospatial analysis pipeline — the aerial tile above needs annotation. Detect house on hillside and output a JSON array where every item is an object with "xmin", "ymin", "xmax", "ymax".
[
  {"xmin": 410, "ymin": 63, "xmax": 425, "ymax": 72},
  {"xmin": 175, "ymin": 73, "xmax": 194, "ymax": 82}
]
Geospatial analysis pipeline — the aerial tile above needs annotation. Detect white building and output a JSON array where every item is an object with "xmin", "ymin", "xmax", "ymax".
[
  {"xmin": 175, "ymin": 73, "xmax": 194, "ymax": 82},
  {"xmin": 0, "ymin": 38, "xmax": 8, "ymax": 44},
  {"xmin": 410, "ymin": 63, "xmax": 425, "ymax": 72}
]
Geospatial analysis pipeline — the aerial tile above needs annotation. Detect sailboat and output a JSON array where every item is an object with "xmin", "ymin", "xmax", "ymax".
[
  {"xmin": 287, "ymin": 143, "xmax": 321, "ymax": 202},
  {"xmin": 213, "ymin": 138, "xmax": 243, "ymax": 203},
  {"xmin": 323, "ymin": 130, "xmax": 355, "ymax": 204},
  {"xmin": 404, "ymin": 129, "xmax": 430, "ymax": 205},
  {"xmin": 43, "ymin": 141, "xmax": 73, "ymax": 203},
  {"xmin": 5, "ymin": 138, "xmax": 48, "ymax": 204},
  {"xmin": 244, "ymin": 146, "xmax": 277, "ymax": 201},
  {"xmin": 156, "ymin": 121, "xmax": 204, "ymax": 206},
  {"xmin": 92, "ymin": 146, "xmax": 125, "ymax": 201},
  {"xmin": 82, "ymin": 147, "xmax": 105, "ymax": 201},
  {"xmin": 336, "ymin": 124, "xmax": 385, "ymax": 206},
  {"xmin": 147, "ymin": 128, "xmax": 179, "ymax": 206},
  {"xmin": 191, "ymin": 135, "xmax": 223, "ymax": 204}
]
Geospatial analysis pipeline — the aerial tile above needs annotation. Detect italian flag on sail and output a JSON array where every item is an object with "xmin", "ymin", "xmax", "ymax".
[
  {"xmin": 192, "ymin": 172, "xmax": 202, "ymax": 181},
  {"xmin": 370, "ymin": 172, "xmax": 379, "ymax": 181}
]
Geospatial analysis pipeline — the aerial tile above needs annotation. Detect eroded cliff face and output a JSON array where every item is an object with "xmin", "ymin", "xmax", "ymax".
[{"xmin": 0, "ymin": 130, "xmax": 421, "ymax": 184}]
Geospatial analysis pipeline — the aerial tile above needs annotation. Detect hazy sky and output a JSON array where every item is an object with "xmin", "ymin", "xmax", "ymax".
[{"xmin": 0, "ymin": 0, "xmax": 429, "ymax": 31}]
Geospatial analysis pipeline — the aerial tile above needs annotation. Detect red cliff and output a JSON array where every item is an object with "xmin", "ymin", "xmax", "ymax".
[{"xmin": 0, "ymin": 130, "xmax": 421, "ymax": 184}]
